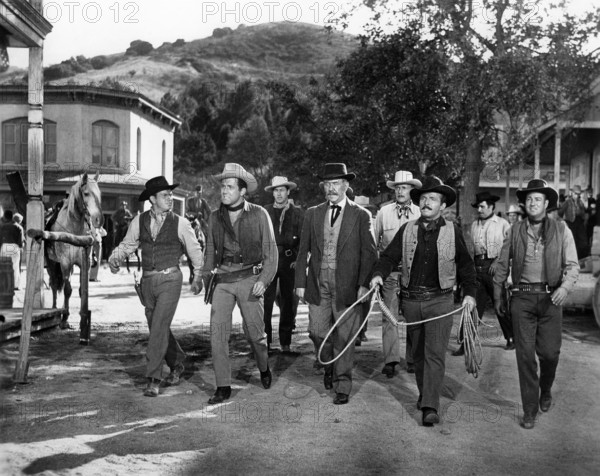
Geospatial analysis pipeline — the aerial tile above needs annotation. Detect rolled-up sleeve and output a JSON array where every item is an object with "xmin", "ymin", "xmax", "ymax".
[
  {"xmin": 560, "ymin": 225, "xmax": 579, "ymax": 292},
  {"xmin": 178, "ymin": 219, "xmax": 204, "ymax": 274},
  {"xmin": 109, "ymin": 215, "xmax": 141, "ymax": 265}
]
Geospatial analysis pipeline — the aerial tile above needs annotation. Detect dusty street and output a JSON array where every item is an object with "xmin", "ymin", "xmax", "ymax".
[{"xmin": 1, "ymin": 264, "xmax": 599, "ymax": 475}]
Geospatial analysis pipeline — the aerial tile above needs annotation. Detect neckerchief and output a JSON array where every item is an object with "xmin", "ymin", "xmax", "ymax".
[
  {"xmin": 150, "ymin": 208, "xmax": 168, "ymax": 240},
  {"xmin": 273, "ymin": 201, "xmax": 290, "ymax": 235},
  {"xmin": 395, "ymin": 202, "xmax": 413, "ymax": 219}
]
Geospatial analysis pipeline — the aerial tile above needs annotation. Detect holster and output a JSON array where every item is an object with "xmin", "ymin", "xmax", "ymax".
[
  {"xmin": 133, "ymin": 272, "xmax": 145, "ymax": 307},
  {"xmin": 204, "ymin": 268, "xmax": 219, "ymax": 305}
]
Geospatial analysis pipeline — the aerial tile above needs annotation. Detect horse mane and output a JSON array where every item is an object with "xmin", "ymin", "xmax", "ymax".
[{"xmin": 64, "ymin": 174, "xmax": 101, "ymax": 220}]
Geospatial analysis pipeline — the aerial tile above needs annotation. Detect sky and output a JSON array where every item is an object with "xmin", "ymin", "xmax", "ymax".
[
  {"xmin": 9, "ymin": 0, "xmax": 369, "ymax": 68},
  {"xmin": 7, "ymin": 0, "xmax": 598, "ymax": 69}
]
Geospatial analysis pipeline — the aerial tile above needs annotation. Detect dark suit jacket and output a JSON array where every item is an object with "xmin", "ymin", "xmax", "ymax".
[{"xmin": 295, "ymin": 200, "xmax": 377, "ymax": 309}]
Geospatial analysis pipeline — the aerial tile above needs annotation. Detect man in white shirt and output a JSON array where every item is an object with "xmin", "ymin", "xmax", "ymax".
[
  {"xmin": 374, "ymin": 171, "xmax": 422, "ymax": 377},
  {"xmin": 454, "ymin": 191, "xmax": 512, "ymax": 356}
]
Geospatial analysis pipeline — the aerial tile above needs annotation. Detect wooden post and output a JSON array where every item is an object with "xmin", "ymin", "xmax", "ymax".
[
  {"xmin": 534, "ymin": 144, "xmax": 541, "ymax": 179},
  {"xmin": 554, "ymin": 126, "xmax": 562, "ymax": 191},
  {"xmin": 13, "ymin": 239, "xmax": 42, "ymax": 382},
  {"xmin": 79, "ymin": 246, "xmax": 91, "ymax": 345}
]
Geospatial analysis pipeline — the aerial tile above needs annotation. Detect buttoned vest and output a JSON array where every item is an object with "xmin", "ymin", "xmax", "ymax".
[
  {"xmin": 401, "ymin": 220, "xmax": 456, "ymax": 289},
  {"xmin": 321, "ymin": 208, "xmax": 343, "ymax": 269},
  {"xmin": 139, "ymin": 211, "xmax": 183, "ymax": 271}
]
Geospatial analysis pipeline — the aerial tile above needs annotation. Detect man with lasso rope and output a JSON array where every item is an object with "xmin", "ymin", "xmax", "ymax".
[
  {"xmin": 493, "ymin": 179, "xmax": 579, "ymax": 429},
  {"xmin": 295, "ymin": 163, "xmax": 377, "ymax": 405},
  {"xmin": 370, "ymin": 176, "xmax": 477, "ymax": 427}
]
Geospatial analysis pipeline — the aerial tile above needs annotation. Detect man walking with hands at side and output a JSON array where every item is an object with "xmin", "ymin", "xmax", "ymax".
[
  {"xmin": 295, "ymin": 163, "xmax": 377, "ymax": 405},
  {"xmin": 374, "ymin": 170, "xmax": 421, "ymax": 377},
  {"xmin": 203, "ymin": 163, "xmax": 278, "ymax": 405},
  {"xmin": 493, "ymin": 179, "xmax": 579, "ymax": 429},
  {"xmin": 370, "ymin": 176, "xmax": 477, "ymax": 426}
]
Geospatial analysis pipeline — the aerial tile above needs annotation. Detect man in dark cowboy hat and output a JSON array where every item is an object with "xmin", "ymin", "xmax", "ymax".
[
  {"xmin": 295, "ymin": 163, "xmax": 377, "ymax": 405},
  {"xmin": 453, "ymin": 191, "xmax": 512, "ymax": 356},
  {"xmin": 493, "ymin": 179, "xmax": 579, "ymax": 429},
  {"xmin": 370, "ymin": 176, "xmax": 477, "ymax": 426},
  {"xmin": 263, "ymin": 176, "xmax": 304, "ymax": 353},
  {"xmin": 374, "ymin": 170, "xmax": 422, "ymax": 377},
  {"xmin": 109, "ymin": 176, "xmax": 204, "ymax": 397},
  {"xmin": 186, "ymin": 184, "xmax": 212, "ymax": 223},
  {"xmin": 203, "ymin": 163, "xmax": 278, "ymax": 404}
]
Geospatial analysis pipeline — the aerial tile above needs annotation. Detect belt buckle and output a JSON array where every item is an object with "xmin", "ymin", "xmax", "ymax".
[
  {"xmin": 545, "ymin": 284, "xmax": 550, "ymax": 293},
  {"xmin": 161, "ymin": 268, "xmax": 171, "ymax": 274},
  {"xmin": 252, "ymin": 265, "xmax": 260, "ymax": 275},
  {"xmin": 284, "ymin": 249, "xmax": 293, "ymax": 257}
]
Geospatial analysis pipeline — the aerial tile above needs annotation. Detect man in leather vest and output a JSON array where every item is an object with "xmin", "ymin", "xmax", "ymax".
[
  {"xmin": 109, "ymin": 176, "xmax": 204, "ymax": 397},
  {"xmin": 374, "ymin": 170, "xmax": 422, "ymax": 378},
  {"xmin": 263, "ymin": 176, "xmax": 304, "ymax": 353},
  {"xmin": 295, "ymin": 163, "xmax": 377, "ymax": 406},
  {"xmin": 203, "ymin": 163, "xmax": 278, "ymax": 405},
  {"xmin": 370, "ymin": 176, "xmax": 477, "ymax": 427},
  {"xmin": 493, "ymin": 179, "xmax": 579, "ymax": 429}
]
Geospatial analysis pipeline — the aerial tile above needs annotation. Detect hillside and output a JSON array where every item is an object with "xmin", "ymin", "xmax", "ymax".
[{"xmin": 0, "ymin": 22, "xmax": 359, "ymax": 102}]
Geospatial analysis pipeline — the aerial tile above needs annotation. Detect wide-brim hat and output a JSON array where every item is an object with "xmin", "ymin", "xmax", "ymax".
[
  {"xmin": 213, "ymin": 163, "xmax": 258, "ymax": 193},
  {"xmin": 265, "ymin": 176, "xmax": 297, "ymax": 192},
  {"xmin": 410, "ymin": 175, "xmax": 456, "ymax": 208},
  {"xmin": 139, "ymin": 176, "xmax": 179, "ymax": 202},
  {"xmin": 386, "ymin": 170, "xmax": 422, "ymax": 189},
  {"xmin": 516, "ymin": 179, "xmax": 558, "ymax": 210},
  {"xmin": 471, "ymin": 191, "xmax": 500, "ymax": 208},
  {"xmin": 507, "ymin": 204, "xmax": 524, "ymax": 215},
  {"xmin": 318, "ymin": 163, "xmax": 356, "ymax": 181}
]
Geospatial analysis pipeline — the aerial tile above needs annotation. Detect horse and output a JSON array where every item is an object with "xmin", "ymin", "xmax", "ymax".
[
  {"xmin": 185, "ymin": 213, "xmax": 208, "ymax": 284},
  {"xmin": 45, "ymin": 172, "xmax": 103, "ymax": 327}
]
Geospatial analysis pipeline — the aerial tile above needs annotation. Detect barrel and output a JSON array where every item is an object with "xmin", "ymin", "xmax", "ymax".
[{"xmin": 0, "ymin": 257, "xmax": 14, "ymax": 308}]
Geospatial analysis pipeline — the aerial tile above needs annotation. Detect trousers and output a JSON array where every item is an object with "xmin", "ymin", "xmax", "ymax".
[
  {"xmin": 511, "ymin": 292, "xmax": 562, "ymax": 416},
  {"xmin": 140, "ymin": 269, "xmax": 186, "ymax": 380},
  {"xmin": 402, "ymin": 294, "xmax": 454, "ymax": 411},
  {"xmin": 263, "ymin": 258, "xmax": 297, "ymax": 346},
  {"xmin": 382, "ymin": 271, "xmax": 413, "ymax": 365},
  {"xmin": 308, "ymin": 267, "xmax": 360, "ymax": 396},
  {"xmin": 210, "ymin": 274, "xmax": 269, "ymax": 387}
]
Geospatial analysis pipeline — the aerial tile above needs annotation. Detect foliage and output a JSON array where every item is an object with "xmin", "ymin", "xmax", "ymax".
[{"xmin": 125, "ymin": 40, "xmax": 154, "ymax": 56}]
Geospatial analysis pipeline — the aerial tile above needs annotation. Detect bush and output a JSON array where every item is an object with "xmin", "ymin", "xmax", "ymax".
[
  {"xmin": 173, "ymin": 39, "xmax": 186, "ymax": 47},
  {"xmin": 125, "ymin": 40, "xmax": 154, "ymax": 56},
  {"xmin": 90, "ymin": 55, "xmax": 109, "ymax": 69},
  {"xmin": 212, "ymin": 27, "xmax": 232, "ymax": 38}
]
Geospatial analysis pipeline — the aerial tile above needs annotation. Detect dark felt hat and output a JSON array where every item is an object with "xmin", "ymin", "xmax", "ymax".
[
  {"xmin": 318, "ymin": 163, "xmax": 356, "ymax": 181},
  {"xmin": 471, "ymin": 191, "xmax": 500, "ymax": 208},
  {"xmin": 410, "ymin": 175, "xmax": 457, "ymax": 208},
  {"xmin": 138, "ymin": 176, "xmax": 179, "ymax": 202},
  {"xmin": 516, "ymin": 179, "xmax": 558, "ymax": 210}
]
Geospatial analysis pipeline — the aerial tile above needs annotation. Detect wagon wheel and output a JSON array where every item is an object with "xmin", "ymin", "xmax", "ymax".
[{"xmin": 594, "ymin": 275, "xmax": 600, "ymax": 328}]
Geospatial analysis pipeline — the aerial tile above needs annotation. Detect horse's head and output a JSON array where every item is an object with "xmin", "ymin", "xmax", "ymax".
[{"xmin": 67, "ymin": 171, "xmax": 104, "ymax": 229}]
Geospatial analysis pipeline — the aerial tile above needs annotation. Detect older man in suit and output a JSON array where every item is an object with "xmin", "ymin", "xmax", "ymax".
[{"xmin": 295, "ymin": 163, "xmax": 377, "ymax": 405}]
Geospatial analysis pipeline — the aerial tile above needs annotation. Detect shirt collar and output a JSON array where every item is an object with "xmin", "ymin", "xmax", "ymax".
[
  {"xmin": 150, "ymin": 208, "xmax": 168, "ymax": 220},
  {"xmin": 330, "ymin": 196, "xmax": 348, "ymax": 210},
  {"xmin": 418, "ymin": 215, "xmax": 445, "ymax": 231}
]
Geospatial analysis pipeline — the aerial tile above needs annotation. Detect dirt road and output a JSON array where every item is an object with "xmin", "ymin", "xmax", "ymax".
[{"xmin": 1, "ymin": 264, "xmax": 599, "ymax": 475}]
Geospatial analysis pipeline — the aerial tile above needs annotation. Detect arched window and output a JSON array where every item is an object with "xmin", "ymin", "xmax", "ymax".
[
  {"xmin": 136, "ymin": 127, "xmax": 142, "ymax": 172},
  {"xmin": 92, "ymin": 120, "xmax": 119, "ymax": 167},
  {"xmin": 2, "ymin": 117, "xmax": 57, "ymax": 164},
  {"xmin": 161, "ymin": 140, "xmax": 166, "ymax": 175}
]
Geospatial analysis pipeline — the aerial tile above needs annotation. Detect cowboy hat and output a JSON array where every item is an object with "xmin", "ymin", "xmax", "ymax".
[
  {"xmin": 506, "ymin": 204, "xmax": 524, "ymax": 215},
  {"xmin": 195, "ymin": 185, "xmax": 203, "ymax": 192},
  {"xmin": 213, "ymin": 163, "xmax": 258, "ymax": 193},
  {"xmin": 318, "ymin": 163, "xmax": 356, "ymax": 181},
  {"xmin": 386, "ymin": 171, "xmax": 422, "ymax": 190},
  {"xmin": 516, "ymin": 179, "xmax": 558, "ymax": 210},
  {"xmin": 410, "ymin": 175, "xmax": 457, "ymax": 207},
  {"xmin": 138, "ymin": 176, "xmax": 179, "ymax": 202},
  {"xmin": 471, "ymin": 191, "xmax": 500, "ymax": 208},
  {"xmin": 264, "ymin": 176, "xmax": 297, "ymax": 192}
]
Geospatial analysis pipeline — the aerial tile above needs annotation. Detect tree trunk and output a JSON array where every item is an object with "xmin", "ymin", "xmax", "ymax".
[{"xmin": 459, "ymin": 137, "xmax": 483, "ymax": 240}]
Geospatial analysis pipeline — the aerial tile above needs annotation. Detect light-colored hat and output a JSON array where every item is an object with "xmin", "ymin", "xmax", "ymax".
[
  {"xmin": 264, "ymin": 176, "xmax": 297, "ymax": 192},
  {"xmin": 386, "ymin": 171, "xmax": 422, "ymax": 190},
  {"xmin": 213, "ymin": 163, "xmax": 258, "ymax": 193},
  {"xmin": 507, "ymin": 204, "xmax": 524, "ymax": 215},
  {"xmin": 354, "ymin": 195, "xmax": 370, "ymax": 206},
  {"xmin": 572, "ymin": 185, "xmax": 582, "ymax": 194}
]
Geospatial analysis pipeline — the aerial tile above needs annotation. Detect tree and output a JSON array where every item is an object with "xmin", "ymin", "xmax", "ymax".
[{"xmin": 333, "ymin": 0, "xmax": 600, "ymax": 226}]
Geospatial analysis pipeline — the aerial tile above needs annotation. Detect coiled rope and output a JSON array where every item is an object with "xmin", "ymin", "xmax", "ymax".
[{"xmin": 317, "ymin": 285, "xmax": 483, "ymax": 378}]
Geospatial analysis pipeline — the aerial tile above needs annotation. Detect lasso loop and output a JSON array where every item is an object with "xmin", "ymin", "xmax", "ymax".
[{"xmin": 317, "ymin": 285, "xmax": 482, "ymax": 377}]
